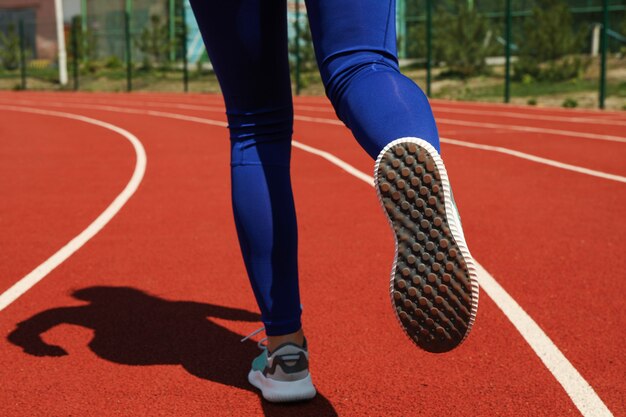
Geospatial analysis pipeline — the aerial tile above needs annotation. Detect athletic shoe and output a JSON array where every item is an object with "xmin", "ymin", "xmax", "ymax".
[
  {"xmin": 374, "ymin": 137, "xmax": 479, "ymax": 353},
  {"xmin": 247, "ymin": 338, "xmax": 316, "ymax": 402}
]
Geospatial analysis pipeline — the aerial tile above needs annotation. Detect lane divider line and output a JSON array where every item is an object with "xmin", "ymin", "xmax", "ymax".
[
  {"xmin": 436, "ymin": 118, "xmax": 626, "ymax": 144},
  {"xmin": 474, "ymin": 264, "xmax": 612, "ymax": 417},
  {"xmin": 441, "ymin": 138, "xmax": 626, "ymax": 184},
  {"xmin": 4, "ymin": 98, "xmax": 623, "ymax": 183},
  {"xmin": 7, "ymin": 100, "xmax": 612, "ymax": 416},
  {"xmin": 433, "ymin": 106, "xmax": 626, "ymax": 127},
  {"xmin": 7, "ymin": 96, "xmax": 625, "ymax": 144},
  {"xmin": 295, "ymin": 115, "xmax": 626, "ymax": 183},
  {"xmin": 0, "ymin": 105, "xmax": 147, "ymax": 312}
]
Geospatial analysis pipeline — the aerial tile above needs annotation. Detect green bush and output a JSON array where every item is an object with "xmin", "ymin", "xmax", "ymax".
[
  {"xmin": 562, "ymin": 98, "xmax": 578, "ymax": 108},
  {"xmin": 514, "ymin": 0, "xmax": 588, "ymax": 82},
  {"xmin": 136, "ymin": 15, "xmax": 172, "ymax": 70},
  {"xmin": 67, "ymin": 16, "xmax": 98, "ymax": 62},
  {"xmin": 104, "ymin": 55, "xmax": 123, "ymax": 69},
  {"xmin": 527, "ymin": 98, "xmax": 538, "ymax": 106},
  {"xmin": 433, "ymin": 4, "xmax": 498, "ymax": 79},
  {"xmin": 289, "ymin": 19, "xmax": 317, "ymax": 89},
  {"xmin": 0, "ymin": 23, "xmax": 20, "ymax": 71}
]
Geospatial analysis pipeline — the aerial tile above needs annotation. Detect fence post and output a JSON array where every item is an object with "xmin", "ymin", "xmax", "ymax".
[
  {"xmin": 182, "ymin": 4, "xmax": 189, "ymax": 93},
  {"xmin": 72, "ymin": 17, "xmax": 79, "ymax": 91},
  {"xmin": 19, "ymin": 20, "xmax": 27, "ymax": 90},
  {"xmin": 81, "ymin": 0, "xmax": 88, "ymax": 63},
  {"xmin": 169, "ymin": 0, "xmax": 176, "ymax": 62},
  {"xmin": 599, "ymin": 0, "xmax": 608, "ymax": 109},
  {"xmin": 124, "ymin": 0, "xmax": 133, "ymax": 92},
  {"xmin": 397, "ymin": 0, "xmax": 407, "ymax": 59},
  {"xmin": 504, "ymin": 0, "xmax": 512, "ymax": 103},
  {"xmin": 426, "ymin": 0, "xmax": 432, "ymax": 97},
  {"xmin": 294, "ymin": 0, "xmax": 302, "ymax": 96}
]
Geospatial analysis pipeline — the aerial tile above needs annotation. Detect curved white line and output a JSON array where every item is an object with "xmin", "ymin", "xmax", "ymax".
[
  {"xmin": 433, "ymin": 106, "xmax": 626, "ymax": 127},
  {"xmin": 6, "ymin": 96, "xmax": 626, "ymax": 144},
  {"xmin": 5, "ymin": 98, "xmax": 623, "ymax": 183},
  {"xmin": 440, "ymin": 138, "xmax": 626, "ymax": 183},
  {"xmin": 436, "ymin": 118, "xmax": 626, "ymax": 144},
  {"xmin": 0, "ymin": 105, "xmax": 147, "ymax": 312},
  {"xmin": 5, "ymin": 99, "xmax": 612, "ymax": 415}
]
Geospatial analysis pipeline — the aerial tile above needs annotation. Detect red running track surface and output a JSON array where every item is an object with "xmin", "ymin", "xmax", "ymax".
[{"xmin": 0, "ymin": 92, "xmax": 624, "ymax": 417}]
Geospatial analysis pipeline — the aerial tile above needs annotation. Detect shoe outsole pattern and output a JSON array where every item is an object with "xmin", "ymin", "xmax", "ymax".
[{"xmin": 374, "ymin": 138, "xmax": 479, "ymax": 353}]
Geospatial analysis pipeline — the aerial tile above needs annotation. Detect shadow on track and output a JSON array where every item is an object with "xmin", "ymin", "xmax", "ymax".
[{"xmin": 7, "ymin": 286, "xmax": 337, "ymax": 417}]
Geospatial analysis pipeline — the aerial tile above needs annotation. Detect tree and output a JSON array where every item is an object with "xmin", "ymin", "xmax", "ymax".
[
  {"xmin": 136, "ymin": 14, "xmax": 171, "ymax": 70},
  {"xmin": 0, "ymin": 23, "xmax": 20, "ymax": 71},
  {"xmin": 514, "ymin": 0, "xmax": 588, "ymax": 81},
  {"xmin": 289, "ymin": 18, "xmax": 317, "ymax": 88},
  {"xmin": 432, "ymin": 3, "xmax": 499, "ymax": 78}
]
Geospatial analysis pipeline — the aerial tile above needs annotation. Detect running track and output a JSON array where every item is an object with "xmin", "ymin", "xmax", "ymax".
[{"xmin": 0, "ymin": 91, "xmax": 624, "ymax": 417}]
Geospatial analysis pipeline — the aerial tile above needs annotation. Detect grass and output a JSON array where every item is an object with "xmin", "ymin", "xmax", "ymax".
[
  {"xmin": 434, "ymin": 78, "xmax": 625, "ymax": 100},
  {"xmin": 1, "ymin": 56, "xmax": 625, "ymax": 110}
]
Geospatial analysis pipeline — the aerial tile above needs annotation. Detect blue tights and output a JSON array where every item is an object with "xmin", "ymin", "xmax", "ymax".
[{"xmin": 189, "ymin": 0, "xmax": 440, "ymax": 336}]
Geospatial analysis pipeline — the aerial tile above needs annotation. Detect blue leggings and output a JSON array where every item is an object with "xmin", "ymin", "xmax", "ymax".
[{"xmin": 189, "ymin": 0, "xmax": 440, "ymax": 336}]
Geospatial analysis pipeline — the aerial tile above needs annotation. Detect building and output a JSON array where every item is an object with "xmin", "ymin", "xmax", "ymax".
[{"xmin": 0, "ymin": 0, "xmax": 59, "ymax": 60}]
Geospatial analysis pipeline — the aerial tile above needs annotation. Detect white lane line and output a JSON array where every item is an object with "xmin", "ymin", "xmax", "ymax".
[
  {"xmin": 295, "ymin": 114, "xmax": 626, "ymax": 183},
  {"xmin": 290, "ymin": 141, "xmax": 372, "ymax": 185},
  {"xmin": 441, "ymin": 138, "xmax": 626, "ymax": 184},
  {"xmin": 0, "ymin": 105, "xmax": 147, "ymax": 312},
  {"xmin": 9, "ymin": 96, "xmax": 626, "ymax": 144},
  {"xmin": 430, "ymin": 98, "xmax": 625, "ymax": 117},
  {"xmin": 474, "ymin": 264, "xmax": 613, "ymax": 417},
  {"xmin": 4, "ymin": 98, "xmax": 623, "ymax": 184},
  {"xmin": 434, "ymin": 106, "xmax": 626, "ymax": 127},
  {"xmin": 11, "ymin": 100, "xmax": 612, "ymax": 416},
  {"xmin": 436, "ymin": 118, "xmax": 626, "ymax": 144}
]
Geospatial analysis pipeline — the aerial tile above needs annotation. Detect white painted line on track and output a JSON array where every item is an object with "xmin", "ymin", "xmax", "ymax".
[
  {"xmin": 474, "ymin": 263, "xmax": 613, "ymax": 417},
  {"xmin": 5, "ymin": 98, "xmax": 623, "ymax": 184},
  {"xmin": 6, "ymin": 99, "xmax": 613, "ymax": 416},
  {"xmin": 8, "ymin": 96, "xmax": 626, "ymax": 144},
  {"xmin": 430, "ymin": 98, "xmax": 626, "ymax": 117},
  {"xmin": 436, "ymin": 118, "xmax": 626, "ymax": 144},
  {"xmin": 0, "ymin": 105, "xmax": 147, "ymax": 312},
  {"xmin": 433, "ymin": 106, "xmax": 626, "ymax": 127},
  {"xmin": 289, "ymin": 141, "xmax": 372, "ymax": 185},
  {"xmin": 441, "ymin": 138, "xmax": 626, "ymax": 184},
  {"xmin": 295, "ymin": 115, "xmax": 626, "ymax": 183}
]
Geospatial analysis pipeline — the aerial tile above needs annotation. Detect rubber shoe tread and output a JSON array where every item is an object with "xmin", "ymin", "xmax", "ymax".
[{"xmin": 374, "ymin": 137, "xmax": 479, "ymax": 353}]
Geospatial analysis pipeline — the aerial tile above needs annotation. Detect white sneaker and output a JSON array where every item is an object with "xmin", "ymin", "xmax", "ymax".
[{"xmin": 247, "ymin": 338, "xmax": 316, "ymax": 402}]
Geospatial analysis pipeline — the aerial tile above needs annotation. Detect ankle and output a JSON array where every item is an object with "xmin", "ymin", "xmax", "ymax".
[{"xmin": 267, "ymin": 328, "xmax": 305, "ymax": 353}]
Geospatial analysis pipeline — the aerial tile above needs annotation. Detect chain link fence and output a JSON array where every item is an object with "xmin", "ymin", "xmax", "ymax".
[
  {"xmin": 0, "ymin": 0, "xmax": 624, "ymax": 109},
  {"xmin": 393, "ymin": 0, "xmax": 625, "ymax": 109}
]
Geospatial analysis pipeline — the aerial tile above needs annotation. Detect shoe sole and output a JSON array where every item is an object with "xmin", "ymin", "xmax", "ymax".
[
  {"xmin": 248, "ymin": 370, "xmax": 317, "ymax": 403},
  {"xmin": 374, "ymin": 138, "xmax": 479, "ymax": 353}
]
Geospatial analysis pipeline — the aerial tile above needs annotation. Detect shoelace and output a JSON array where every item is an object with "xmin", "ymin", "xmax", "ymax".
[
  {"xmin": 240, "ymin": 325, "xmax": 267, "ymax": 350},
  {"xmin": 240, "ymin": 305, "xmax": 304, "ymax": 351}
]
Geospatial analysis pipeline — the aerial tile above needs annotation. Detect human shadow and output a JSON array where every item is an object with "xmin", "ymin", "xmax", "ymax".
[{"xmin": 8, "ymin": 286, "xmax": 337, "ymax": 416}]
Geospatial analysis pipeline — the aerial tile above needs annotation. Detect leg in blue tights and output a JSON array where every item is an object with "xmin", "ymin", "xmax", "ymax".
[
  {"xmin": 188, "ymin": 0, "xmax": 440, "ymax": 337},
  {"xmin": 306, "ymin": 0, "xmax": 440, "ymax": 157},
  {"xmin": 188, "ymin": 0, "xmax": 301, "ymax": 336}
]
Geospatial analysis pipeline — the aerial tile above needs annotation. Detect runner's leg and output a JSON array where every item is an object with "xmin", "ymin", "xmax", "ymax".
[
  {"xmin": 189, "ymin": 0, "xmax": 301, "ymax": 337},
  {"xmin": 306, "ymin": 0, "xmax": 440, "ymax": 158}
]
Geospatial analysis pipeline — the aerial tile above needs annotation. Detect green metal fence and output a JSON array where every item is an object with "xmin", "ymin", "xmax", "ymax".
[
  {"xmin": 0, "ymin": 0, "xmax": 624, "ymax": 109},
  {"xmin": 395, "ymin": 0, "xmax": 626, "ymax": 109}
]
